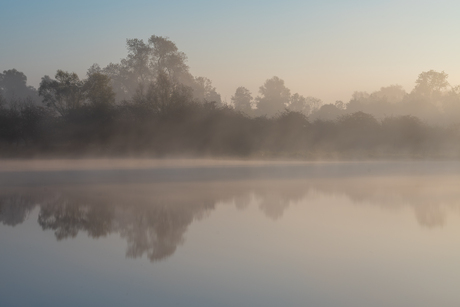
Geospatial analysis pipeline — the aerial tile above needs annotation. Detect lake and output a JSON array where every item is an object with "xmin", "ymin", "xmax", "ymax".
[{"xmin": 1, "ymin": 160, "xmax": 460, "ymax": 307}]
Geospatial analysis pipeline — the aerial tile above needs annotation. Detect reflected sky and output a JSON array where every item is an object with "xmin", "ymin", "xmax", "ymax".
[{"xmin": 1, "ymin": 161, "xmax": 460, "ymax": 306}]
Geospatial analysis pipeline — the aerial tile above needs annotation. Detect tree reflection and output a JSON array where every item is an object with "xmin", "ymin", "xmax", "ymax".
[
  {"xmin": 1, "ymin": 175, "xmax": 460, "ymax": 262},
  {"xmin": 0, "ymin": 193, "xmax": 38, "ymax": 226},
  {"xmin": 38, "ymin": 194, "xmax": 113, "ymax": 240}
]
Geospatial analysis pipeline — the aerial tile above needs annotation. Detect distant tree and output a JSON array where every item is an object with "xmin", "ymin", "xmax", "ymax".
[
  {"xmin": 433, "ymin": 84, "xmax": 460, "ymax": 124},
  {"xmin": 288, "ymin": 93, "xmax": 309, "ymax": 115},
  {"xmin": 273, "ymin": 110, "xmax": 310, "ymax": 152},
  {"xmin": 255, "ymin": 76, "xmax": 291, "ymax": 117},
  {"xmin": 98, "ymin": 35, "xmax": 192, "ymax": 102},
  {"xmin": 148, "ymin": 35, "xmax": 189, "ymax": 80},
  {"xmin": 345, "ymin": 86, "xmax": 407, "ymax": 120},
  {"xmin": 0, "ymin": 92, "xmax": 5, "ymax": 107},
  {"xmin": 192, "ymin": 76, "xmax": 222, "ymax": 105},
  {"xmin": 289, "ymin": 94, "xmax": 321, "ymax": 116},
  {"xmin": 381, "ymin": 115, "xmax": 426, "ymax": 152},
  {"xmin": 311, "ymin": 103, "xmax": 344, "ymax": 121},
  {"xmin": 338, "ymin": 111, "xmax": 379, "ymax": 131},
  {"xmin": 412, "ymin": 70, "xmax": 449, "ymax": 99},
  {"xmin": 84, "ymin": 72, "xmax": 115, "ymax": 107},
  {"xmin": 396, "ymin": 71, "xmax": 450, "ymax": 123},
  {"xmin": 93, "ymin": 62, "xmax": 135, "ymax": 101},
  {"xmin": 39, "ymin": 70, "xmax": 85, "ymax": 116},
  {"xmin": 0, "ymin": 69, "xmax": 39, "ymax": 103},
  {"xmin": 371, "ymin": 85, "xmax": 406, "ymax": 104},
  {"xmin": 125, "ymin": 38, "xmax": 152, "ymax": 85},
  {"xmin": 132, "ymin": 71, "xmax": 193, "ymax": 117},
  {"xmin": 231, "ymin": 87, "xmax": 253, "ymax": 114},
  {"xmin": 337, "ymin": 111, "xmax": 380, "ymax": 150},
  {"xmin": 334, "ymin": 100, "xmax": 345, "ymax": 110}
]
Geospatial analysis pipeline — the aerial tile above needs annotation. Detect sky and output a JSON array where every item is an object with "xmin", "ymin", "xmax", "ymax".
[{"xmin": 1, "ymin": 0, "xmax": 460, "ymax": 104}]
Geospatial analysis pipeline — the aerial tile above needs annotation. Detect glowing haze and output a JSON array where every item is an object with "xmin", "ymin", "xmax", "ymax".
[{"xmin": 1, "ymin": 0, "xmax": 459, "ymax": 104}]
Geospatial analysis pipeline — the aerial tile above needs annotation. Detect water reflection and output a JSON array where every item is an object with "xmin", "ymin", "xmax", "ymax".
[{"xmin": 2, "ymin": 172, "xmax": 460, "ymax": 262}]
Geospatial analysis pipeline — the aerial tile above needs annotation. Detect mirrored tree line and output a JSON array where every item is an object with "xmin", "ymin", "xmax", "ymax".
[{"xmin": 1, "ymin": 176, "xmax": 458, "ymax": 262}]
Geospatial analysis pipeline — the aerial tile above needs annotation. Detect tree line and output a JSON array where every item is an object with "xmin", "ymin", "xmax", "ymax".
[{"xmin": 1, "ymin": 35, "xmax": 460, "ymax": 158}]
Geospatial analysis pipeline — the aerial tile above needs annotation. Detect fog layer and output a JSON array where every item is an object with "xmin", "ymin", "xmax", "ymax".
[{"xmin": 2, "ymin": 36, "xmax": 460, "ymax": 158}]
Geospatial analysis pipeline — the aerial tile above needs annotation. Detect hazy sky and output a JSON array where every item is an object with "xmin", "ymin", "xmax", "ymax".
[{"xmin": 1, "ymin": 0, "xmax": 460, "ymax": 104}]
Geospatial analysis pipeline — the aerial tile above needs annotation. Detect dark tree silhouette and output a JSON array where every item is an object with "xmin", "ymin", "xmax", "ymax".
[
  {"xmin": 255, "ymin": 76, "xmax": 291, "ymax": 117},
  {"xmin": 232, "ymin": 86, "xmax": 253, "ymax": 114},
  {"xmin": 39, "ymin": 71, "xmax": 85, "ymax": 116},
  {"xmin": 0, "ymin": 69, "xmax": 39, "ymax": 103}
]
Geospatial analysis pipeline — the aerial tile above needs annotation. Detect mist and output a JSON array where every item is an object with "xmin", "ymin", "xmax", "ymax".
[{"xmin": 1, "ymin": 35, "xmax": 460, "ymax": 159}]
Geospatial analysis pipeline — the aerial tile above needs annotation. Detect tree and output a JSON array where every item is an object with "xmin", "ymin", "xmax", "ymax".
[
  {"xmin": 311, "ymin": 103, "xmax": 344, "ymax": 121},
  {"xmin": 412, "ymin": 70, "xmax": 449, "ymax": 101},
  {"xmin": 0, "ymin": 69, "xmax": 39, "ymax": 103},
  {"xmin": 345, "ymin": 86, "xmax": 407, "ymax": 120},
  {"xmin": 148, "ymin": 35, "xmax": 189, "ymax": 80},
  {"xmin": 337, "ymin": 111, "xmax": 380, "ymax": 150},
  {"xmin": 232, "ymin": 87, "xmax": 253, "ymax": 114},
  {"xmin": 0, "ymin": 92, "xmax": 5, "ymax": 108},
  {"xmin": 255, "ymin": 76, "xmax": 291, "ymax": 117},
  {"xmin": 125, "ymin": 38, "xmax": 152, "ymax": 85},
  {"xmin": 371, "ymin": 85, "xmax": 406, "ymax": 104},
  {"xmin": 288, "ymin": 93, "xmax": 308, "ymax": 114},
  {"xmin": 39, "ymin": 70, "xmax": 85, "ymax": 116},
  {"xmin": 84, "ymin": 72, "xmax": 115, "ymax": 107},
  {"xmin": 99, "ymin": 35, "xmax": 191, "ymax": 101},
  {"xmin": 131, "ymin": 71, "xmax": 193, "ymax": 117},
  {"xmin": 192, "ymin": 76, "xmax": 222, "ymax": 106},
  {"xmin": 288, "ymin": 94, "xmax": 321, "ymax": 116}
]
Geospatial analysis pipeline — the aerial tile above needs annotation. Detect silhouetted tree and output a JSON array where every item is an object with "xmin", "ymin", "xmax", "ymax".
[
  {"xmin": 39, "ymin": 70, "xmax": 85, "ymax": 116},
  {"xmin": 288, "ymin": 93, "xmax": 309, "ymax": 115},
  {"xmin": 99, "ymin": 35, "xmax": 193, "ymax": 101},
  {"xmin": 290, "ymin": 94, "xmax": 321, "ymax": 116},
  {"xmin": 84, "ymin": 72, "xmax": 116, "ymax": 107},
  {"xmin": 232, "ymin": 86, "xmax": 253, "ymax": 114},
  {"xmin": 412, "ymin": 70, "xmax": 449, "ymax": 100},
  {"xmin": 0, "ymin": 69, "xmax": 39, "ymax": 103},
  {"xmin": 272, "ymin": 111, "xmax": 310, "ymax": 152},
  {"xmin": 311, "ymin": 103, "xmax": 344, "ymax": 121},
  {"xmin": 148, "ymin": 35, "xmax": 189, "ymax": 81},
  {"xmin": 337, "ymin": 111, "xmax": 380, "ymax": 151},
  {"xmin": 381, "ymin": 115, "xmax": 426, "ymax": 153},
  {"xmin": 192, "ymin": 76, "xmax": 222, "ymax": 105},
  {"xmin": 255, "ymin": 76, "xmax": 291, "ymax": 117}
]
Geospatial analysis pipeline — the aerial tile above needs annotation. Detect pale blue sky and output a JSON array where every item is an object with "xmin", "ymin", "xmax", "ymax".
[{"xmin": 1, "ymin": 0, "xmax": 459, "ymax": 103}]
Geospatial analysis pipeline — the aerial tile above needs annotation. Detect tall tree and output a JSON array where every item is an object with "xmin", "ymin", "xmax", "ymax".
[
  {"xmin": 39, "ymin": 70, "xmax": 85, "ymax": 116},
  {"xmin": 288, "ymin": 94, "xmax": 321, "ymax": 116},
  {"xmin": 84, "ymin": 72, "xmax": 115, "ymax": 107},
  {"xmin": 412, "ymin": 70, "xmax": 449, "ymax": 101},
  {"xmin": 99, "ymin": 35, "xmax": 192, "ymax": 102},
  {"xmin": 0, "ymin": 69, "xmax": 39, "ymax": 103},
  {"xmin": 231, "ymin": 87, "xmax": 253, "ymax": 114},
  {"xmin": 255, "ymin": 76, "xmax": 290, "ymax": 117},
  {"xmin": 148, "ymin": 35, "xmax": 189, "ymax": 80},
  {"xmin": 192, "ymin": 77, "xmax": 222, "ymax": 105}
]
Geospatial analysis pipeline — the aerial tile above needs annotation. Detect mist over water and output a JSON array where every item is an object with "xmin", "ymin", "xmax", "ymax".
[{"xmin": 1, "ymin": 161, "xmax": 460, "ymax": 306}]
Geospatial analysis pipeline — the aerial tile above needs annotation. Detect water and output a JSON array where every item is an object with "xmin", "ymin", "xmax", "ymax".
[{"xmin": 1, "ymin": 161, "xmax": 460, "ymax": 307}]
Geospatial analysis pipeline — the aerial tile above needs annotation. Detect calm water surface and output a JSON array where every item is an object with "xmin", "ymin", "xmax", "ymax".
[{"xmin": 1, "ymin": 161, "xmax": 460, "ymax": 307}]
